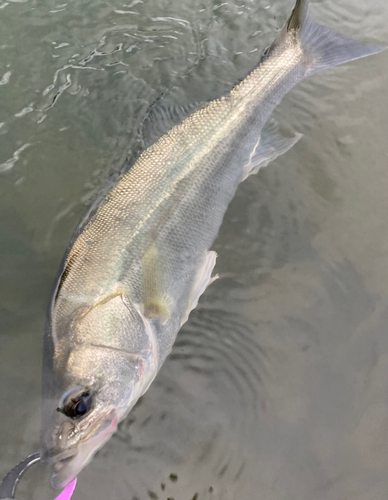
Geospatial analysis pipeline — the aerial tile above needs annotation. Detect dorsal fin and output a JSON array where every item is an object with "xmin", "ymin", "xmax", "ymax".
[{"xmin": 141, "ymin": 94, "xmax": 203, "ymax": 149}]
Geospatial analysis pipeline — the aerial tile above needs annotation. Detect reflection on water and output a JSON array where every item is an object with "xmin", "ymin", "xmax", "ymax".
[{"xmin": 1, "ymin": 0, "xmax": 387, "ymax": 499}]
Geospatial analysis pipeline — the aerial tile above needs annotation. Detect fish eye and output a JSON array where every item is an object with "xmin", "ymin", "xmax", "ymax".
[{"xmin": 58, "ymin": 389, "xmax": 93, "ymax": 419}]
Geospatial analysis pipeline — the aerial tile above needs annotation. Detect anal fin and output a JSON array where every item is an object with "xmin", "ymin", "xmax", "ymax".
[{"xmin": 242, "ymin": 119, "xmax": 302, "ymax": 180}]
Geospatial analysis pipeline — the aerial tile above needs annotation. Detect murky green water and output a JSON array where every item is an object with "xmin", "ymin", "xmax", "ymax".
[{"xmin": 1, "ymin": 0, "xmax": 387, "ymax": 499}]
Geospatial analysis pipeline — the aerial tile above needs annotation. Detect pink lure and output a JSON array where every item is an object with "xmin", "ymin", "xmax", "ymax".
[{"xmin": 54, "ymin": 478, "xmax": 77, "ymax": 500}]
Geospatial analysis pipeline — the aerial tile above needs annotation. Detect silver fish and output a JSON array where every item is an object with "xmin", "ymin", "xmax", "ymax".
[{"xmin": 40, "ymin": 0, "xmax": 384, "ymax": 489}]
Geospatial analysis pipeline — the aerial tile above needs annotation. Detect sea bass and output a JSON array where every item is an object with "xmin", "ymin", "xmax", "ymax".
[{"xmin": 40, "ymin": 0, "xmax": 383, "ymax": 488}]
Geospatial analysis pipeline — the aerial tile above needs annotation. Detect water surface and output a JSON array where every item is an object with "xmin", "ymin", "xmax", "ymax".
[{"xmin": 0, "ymin": 0, "xmax": 387, "ymax": 499}]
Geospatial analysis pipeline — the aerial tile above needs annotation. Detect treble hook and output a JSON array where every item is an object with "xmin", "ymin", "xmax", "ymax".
[{"xmin": 0, "ymin": 455, "xmax": 76, "ymax": 500}]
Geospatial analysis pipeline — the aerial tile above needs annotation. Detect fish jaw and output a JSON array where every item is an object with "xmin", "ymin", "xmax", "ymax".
[{"xmin": 48, "ymin": 407, "xmax": 118, "ymax": 489}]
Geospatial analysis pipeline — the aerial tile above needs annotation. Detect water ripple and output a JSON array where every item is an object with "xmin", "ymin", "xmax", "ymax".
[
  {"xmin": 0, "ymin": 143, "xmax": 31, "ymax": 172},
  {"xmin": 0, "ymin": 71, "xmax": 11, "ymax": 85},
  {"xmin": 173, "ymin": 306, "xmax": 268, "ymax": 418}
]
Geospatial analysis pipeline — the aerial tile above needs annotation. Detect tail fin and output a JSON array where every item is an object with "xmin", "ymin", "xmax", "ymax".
[{"xmin": 274, "ymin": 0, "xmax": 385, "ymax": 74}]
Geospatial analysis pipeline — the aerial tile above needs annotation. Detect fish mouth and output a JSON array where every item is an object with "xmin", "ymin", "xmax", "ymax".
[
  {"xmin": 52, "ymin": 452, "xmax": 76, "ymax": 474},
  {"xmin": 50, "ymin": 408, "xmax": 118, "ymax": 489}
]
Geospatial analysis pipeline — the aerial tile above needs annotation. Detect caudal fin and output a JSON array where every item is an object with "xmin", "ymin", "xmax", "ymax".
[{"xmin": 275, "ymin": 0, "xmax": 385, "ymax": 74}]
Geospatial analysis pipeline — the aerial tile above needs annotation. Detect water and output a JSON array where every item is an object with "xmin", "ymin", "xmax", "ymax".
[{"xmin": 1, "ymin": 0, "xmax": 387, "ymax": 499}]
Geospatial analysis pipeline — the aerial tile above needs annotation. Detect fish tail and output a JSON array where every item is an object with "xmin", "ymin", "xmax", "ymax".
[{"xmin": 272, "ymin": 0, "xmax": 385, "ymax": 74}]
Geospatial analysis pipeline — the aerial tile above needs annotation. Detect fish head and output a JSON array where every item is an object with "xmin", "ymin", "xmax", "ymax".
[
  {"xmin": 41, "ymin": 295, "xmax": 155, "ymax": 489},
  {"xmin": 40, "ymin": 389, "xmax": 116, "ymax": 489}
]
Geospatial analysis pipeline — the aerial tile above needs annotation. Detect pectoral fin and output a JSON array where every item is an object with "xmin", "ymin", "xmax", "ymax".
[{"xmin": 181, "ymin": 251, "xmax": 218, "ymax": 326}]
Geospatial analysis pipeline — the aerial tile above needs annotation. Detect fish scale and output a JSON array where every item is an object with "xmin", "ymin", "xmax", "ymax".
[{"xmin": 40, "ymin": 0, "xmax": 385, "ymax": 489}]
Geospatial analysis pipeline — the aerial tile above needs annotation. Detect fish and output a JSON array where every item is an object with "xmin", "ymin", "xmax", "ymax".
[{"xmin": 40, "ymin": 0, "xmax": 384, "ymax": 489}]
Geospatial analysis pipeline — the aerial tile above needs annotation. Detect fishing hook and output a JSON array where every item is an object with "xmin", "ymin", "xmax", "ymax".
[
  {"xmin": 0, "ymin": 455, "xmax": 77, "ymax": 500},
  {"xmin": 0, "ymin": 453, "xmax": 40, "ymax": 500}
]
